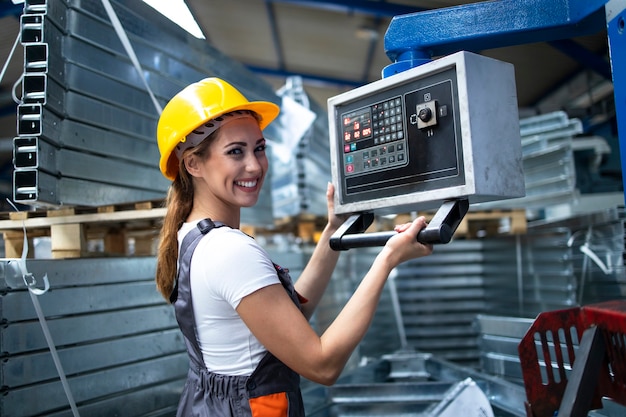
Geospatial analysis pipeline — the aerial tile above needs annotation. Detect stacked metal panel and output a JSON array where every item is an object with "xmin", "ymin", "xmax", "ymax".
[
  {"xmin": 12, "ymin": 0, "xmax": 284, "ymax": 226},
  {"xmin": 393, "ymin": 239, "xmax": 487, "ymax": 366},
  {"xmin": 386, "ymin": 207, "xmax": 625, "ymax": 369},
  {"xmin": 291, "ymin": 99, "xmax": 333, "ymax": 217},
  {"xmin": 272, "ymin": 76, "xmax": 332, "ymax": 219},
  {"xmin": 475, "ymin": 315, "xmax": 533, "ymax": 385},
  {"xmin": 482, "ymin": 207, "xmax": 626, "ymax": 318},
  {"xmin": 476, "ymin": 110, "xmax": 582, "ymax": 211},
  {"xmin": 0, "ymin": 256, "xmax": 185, "ymax": 417}
]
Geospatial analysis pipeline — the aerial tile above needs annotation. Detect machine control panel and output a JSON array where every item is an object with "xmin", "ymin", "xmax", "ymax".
[
  {"xmin": 328, "ymin": 51, "xmax": 525, "ymax": 215},
  {"xmin": 340, "ymin": 96, "xmax": 407, "ymax": 177}
]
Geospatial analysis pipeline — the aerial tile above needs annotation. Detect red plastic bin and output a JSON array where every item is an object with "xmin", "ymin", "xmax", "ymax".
[{"xmin": 518, "ymin": 300, "xmax": 626, "ymax": 417}]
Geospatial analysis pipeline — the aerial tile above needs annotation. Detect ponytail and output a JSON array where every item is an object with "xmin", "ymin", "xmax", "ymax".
[{"xmin": 155, "ymin": 164, "xmax": 194, "ymax": 301}]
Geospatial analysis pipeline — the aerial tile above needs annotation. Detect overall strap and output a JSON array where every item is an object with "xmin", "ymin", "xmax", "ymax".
[{"xmin": 171, "ymin": 219, "xmax": 223, "ymax": 369}]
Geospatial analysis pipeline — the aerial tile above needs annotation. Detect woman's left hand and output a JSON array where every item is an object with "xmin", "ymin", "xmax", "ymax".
[{"xmin": 326, "ymin": 182, "xmax": 347, "ymax": 233}]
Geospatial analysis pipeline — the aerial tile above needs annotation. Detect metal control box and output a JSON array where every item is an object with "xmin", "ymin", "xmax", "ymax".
[{"xmin": 328, "ymin": 51, "xmax": 525, "ymax": 215}]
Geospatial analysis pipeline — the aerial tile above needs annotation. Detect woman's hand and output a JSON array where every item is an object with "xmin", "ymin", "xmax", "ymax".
[
  {"xmin": 380, "ymin": 216, "xmax": 434, "ymax": 267},
  {"xmin": 325, "ymin": 182, "xmax": 347, "ymax": 233}
]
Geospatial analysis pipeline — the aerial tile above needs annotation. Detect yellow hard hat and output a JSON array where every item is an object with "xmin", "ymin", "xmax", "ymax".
[{"xmin": 157, "ymin": 77, "xmax": 280, "ymax": 180}]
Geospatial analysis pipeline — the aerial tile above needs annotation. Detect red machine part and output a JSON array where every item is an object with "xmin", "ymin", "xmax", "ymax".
[{"xmin": 518, "ymin": 300, "xmax": 626, "ymax": 417}]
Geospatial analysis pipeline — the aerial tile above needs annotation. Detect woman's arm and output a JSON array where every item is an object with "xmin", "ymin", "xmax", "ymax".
[
  {"xmin": 237, "ymin": 217, "xmax": 432, "ymax": 386},
  {"xmin": 293, "ymin": 182, "xmax": 345, "ymax": 319}
]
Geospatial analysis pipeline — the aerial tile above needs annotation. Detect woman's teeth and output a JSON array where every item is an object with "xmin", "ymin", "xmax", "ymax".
[{"xmin": 236, "ymin": 180, "xmax": 256, "ymax": 188}]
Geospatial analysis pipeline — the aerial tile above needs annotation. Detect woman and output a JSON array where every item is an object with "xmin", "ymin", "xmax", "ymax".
[{"xmin": 155, "ymin": 77, "xmax": 433, "ymax": 416}]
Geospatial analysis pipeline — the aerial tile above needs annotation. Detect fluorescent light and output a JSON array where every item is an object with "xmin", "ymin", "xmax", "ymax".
[{"xmin": 142, "ymin": 0, "xmax": 205, "ymax": 39}]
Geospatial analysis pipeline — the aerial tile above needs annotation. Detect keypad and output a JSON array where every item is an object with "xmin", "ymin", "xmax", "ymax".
[{"xmin": 342, "ymin": 96, "xmax": 407, "ymax": 176}]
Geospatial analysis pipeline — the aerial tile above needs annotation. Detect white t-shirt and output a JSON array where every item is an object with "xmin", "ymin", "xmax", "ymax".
[{"xmin": 178, "ymin": 221, "xmax": 280, "ymax": 375}]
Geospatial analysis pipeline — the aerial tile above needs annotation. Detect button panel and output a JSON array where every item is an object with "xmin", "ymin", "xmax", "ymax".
[{"xmin": 341, "ymin": 96, "xmax": 407, "ymax": 176}]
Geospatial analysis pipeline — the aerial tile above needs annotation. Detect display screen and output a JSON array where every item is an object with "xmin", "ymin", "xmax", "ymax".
[{"xmin": 342, "ymin": 107, "xmax": 372, "ymax": 143}]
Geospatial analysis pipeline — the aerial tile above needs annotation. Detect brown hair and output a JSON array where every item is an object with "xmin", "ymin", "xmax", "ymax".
[{"xmin": 155, "ymin": 136, "xmax": 211, "ymax": 301}]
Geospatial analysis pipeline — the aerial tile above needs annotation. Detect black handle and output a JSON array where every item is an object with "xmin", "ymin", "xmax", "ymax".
[{"xmin": 329, "ymin": 199, "xmax": 469, "ymax": 251}]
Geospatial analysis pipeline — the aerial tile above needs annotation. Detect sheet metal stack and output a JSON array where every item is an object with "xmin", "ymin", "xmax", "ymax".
[
  {"xmin": 272, "ymin": 76, "xmax": 332, "ymax": 219},
  {"xmin": 475, "ymin": 110, "xmax": 582, "ymax": 212},
  {"xmin": 12, "ymin": 0, "xmax": 289, "ymax": 226}
]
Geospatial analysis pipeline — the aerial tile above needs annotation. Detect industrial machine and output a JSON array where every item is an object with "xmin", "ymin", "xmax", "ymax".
[
  {"xmin": 327, "ymin": 50, "xmax": 525, "ymax": 249},
  {"xmin": 328, "ymin": 0, "xmax": 625, "ymax": 251}
]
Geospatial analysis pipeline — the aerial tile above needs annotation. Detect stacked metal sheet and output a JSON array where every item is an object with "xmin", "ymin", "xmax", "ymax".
[
  {"xmin": 12, "ymin": 0, "xmax": 294, "ymax": 226},
  {"xmin": 393, "ymin": 239, "xmax": 487, "ymax": 366},
  {"xmin": 476, "ymin": 110, "xmax": 582, "ymax": 211},
  {"xmin": 380, "ymin": 207, "xmax": 625, "ymax": 369},
  {"xmin": 482, "ymin": 207, "xmax": 626, "ymax": 318},
  {"xmin": 272, "ymin": 76, "xmax": 332, "ymax": 219},
  {"xmin": 14, "ymin": 0, "xmax": 167, "ymax": 206},
  {"xmin": 1, "ymin": 256, "xmax": 184, "ymax": 417},
  {"xmin": 474, "ymin": 315, "xmax": 534, "ymax": 385}
]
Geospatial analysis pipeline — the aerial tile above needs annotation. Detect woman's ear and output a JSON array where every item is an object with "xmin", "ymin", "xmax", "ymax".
[{"xmin": 184, "ymin": 154, "xmax": 202, "ymax": 178}]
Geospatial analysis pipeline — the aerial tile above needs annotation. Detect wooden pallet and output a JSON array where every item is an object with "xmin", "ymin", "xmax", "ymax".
[
  {"xmin": 0, "ymin": 201, "xmax": 166, "ymax": 259},
  {"xmin": 263, "ymin": 208, "xmax": 528, "ymax": 244},
  {"xmin": 456, "ymin": 209, "xmax": 527, "ymax": 238},
  {"xmin": 1, "ymin": 201, "xmax": 528, "ymax": 259},
  {"xmin": 243, "ymin": 213, "xmax": 328, "ymax": 244},
  {"xmin": 380, "ymin": 208, "xmax": 527, "ymax": 239}
]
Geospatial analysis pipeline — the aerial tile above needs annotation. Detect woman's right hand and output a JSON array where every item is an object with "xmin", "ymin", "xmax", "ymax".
[{"xmin": 380, "ymin": 216, "xmax": 433, "ymax": 268}]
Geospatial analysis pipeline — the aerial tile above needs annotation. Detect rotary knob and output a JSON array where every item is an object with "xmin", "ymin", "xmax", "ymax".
[{"xmin": 418, "ymin": 107, "xmax": 432, "ymax": 122}]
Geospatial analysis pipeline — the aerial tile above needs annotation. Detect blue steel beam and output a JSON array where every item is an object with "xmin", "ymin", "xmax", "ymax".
[
  {"xmin": 383, "ymin": 0, "xmax": 608, "ymax": 76},
  {"xmin": 269, "ymin": 0, "xmax": 425, "ymax": 18},
  {"xmin": 547, "ymin": 39, "xmax": 613, "ymax": 80},
  {"xmin": 606, "ymin": 2, "xmax": 626, "ymax": 195},
  {"xmin": 0, "ymin": 1, "xmax": 22, "ymax": 19},
  {"xmin": 265, "ymin": 1, "xmax": 286, "ymax": 71},
  {"xmin": 246, "ymin": 64, "xmax": 362, "ymax": 89}
]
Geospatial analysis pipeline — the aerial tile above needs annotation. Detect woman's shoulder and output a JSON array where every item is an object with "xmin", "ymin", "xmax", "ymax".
[
  {"xmin": 201, "ymin": 225, "xmax": 269, "ymax": 259},
  {"xmin": 179, "ymin": 221, "xmax": 253, "ymax": 242},
  {"xmin": 211, "ymin": 225, "xmax": 256, "ymax": 243}
]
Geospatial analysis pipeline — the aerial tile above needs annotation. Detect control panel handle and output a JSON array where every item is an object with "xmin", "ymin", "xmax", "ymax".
[{"xmin": 330, "ymin": 199, "xmax": 469, "ymax": 251}]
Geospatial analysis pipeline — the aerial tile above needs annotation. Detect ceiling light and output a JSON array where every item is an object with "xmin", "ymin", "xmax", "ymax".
[{"xmin": 142, "ymin": 0, "xmax": 205, "ymax": 39}]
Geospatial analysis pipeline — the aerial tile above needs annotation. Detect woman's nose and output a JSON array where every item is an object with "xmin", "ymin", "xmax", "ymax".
[{"xmin": 245, "ymin": 153, "xmax": 264, "ymax": 172}]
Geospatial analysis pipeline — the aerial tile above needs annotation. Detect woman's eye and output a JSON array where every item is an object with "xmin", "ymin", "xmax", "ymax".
[
  {"xmin": 228, "ymin": 148, "xmax": 243, "ymax": 155},
  {"xmin": 255, "ymin": 144, "xmax": 267, "ymax": 152}
]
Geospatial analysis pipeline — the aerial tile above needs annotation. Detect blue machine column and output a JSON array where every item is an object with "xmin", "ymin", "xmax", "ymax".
[{"xmin": 606, "ymin": 0, "xmax": 626, "ymax": 201}]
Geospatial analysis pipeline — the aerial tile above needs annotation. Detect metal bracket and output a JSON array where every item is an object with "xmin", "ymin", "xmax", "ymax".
[
  {"xmin": 556, "ymin": 326, "xmax": 606, "ymax": 417},
  {"xmin": 330, "ymin": 198, "xmax": 469, "ymax": 251}
]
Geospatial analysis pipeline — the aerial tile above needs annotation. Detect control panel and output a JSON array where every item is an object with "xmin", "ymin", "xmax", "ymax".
[
  {"xmin": 340, "ymin": 96, "xmax": 407, "ymax": 176},
  {"xmin": 328, "ymin": 51, "xmax": 525, "ymax": 215}
]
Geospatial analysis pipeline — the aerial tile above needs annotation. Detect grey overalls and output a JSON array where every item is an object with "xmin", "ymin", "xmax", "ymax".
[{"xmin": 170, "ymin": 219, "xmax": 305, "ymax": 417}]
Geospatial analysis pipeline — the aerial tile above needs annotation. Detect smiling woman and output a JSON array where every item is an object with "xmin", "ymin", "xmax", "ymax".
[{"xmin": 154, "ymin": 77, "xmax": 433, "ymax": 417}]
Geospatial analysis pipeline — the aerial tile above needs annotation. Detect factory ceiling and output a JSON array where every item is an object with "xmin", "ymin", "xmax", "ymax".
[{"xmin": 0, "ymin": 0, "xmax": 615, "ymax": 200}]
